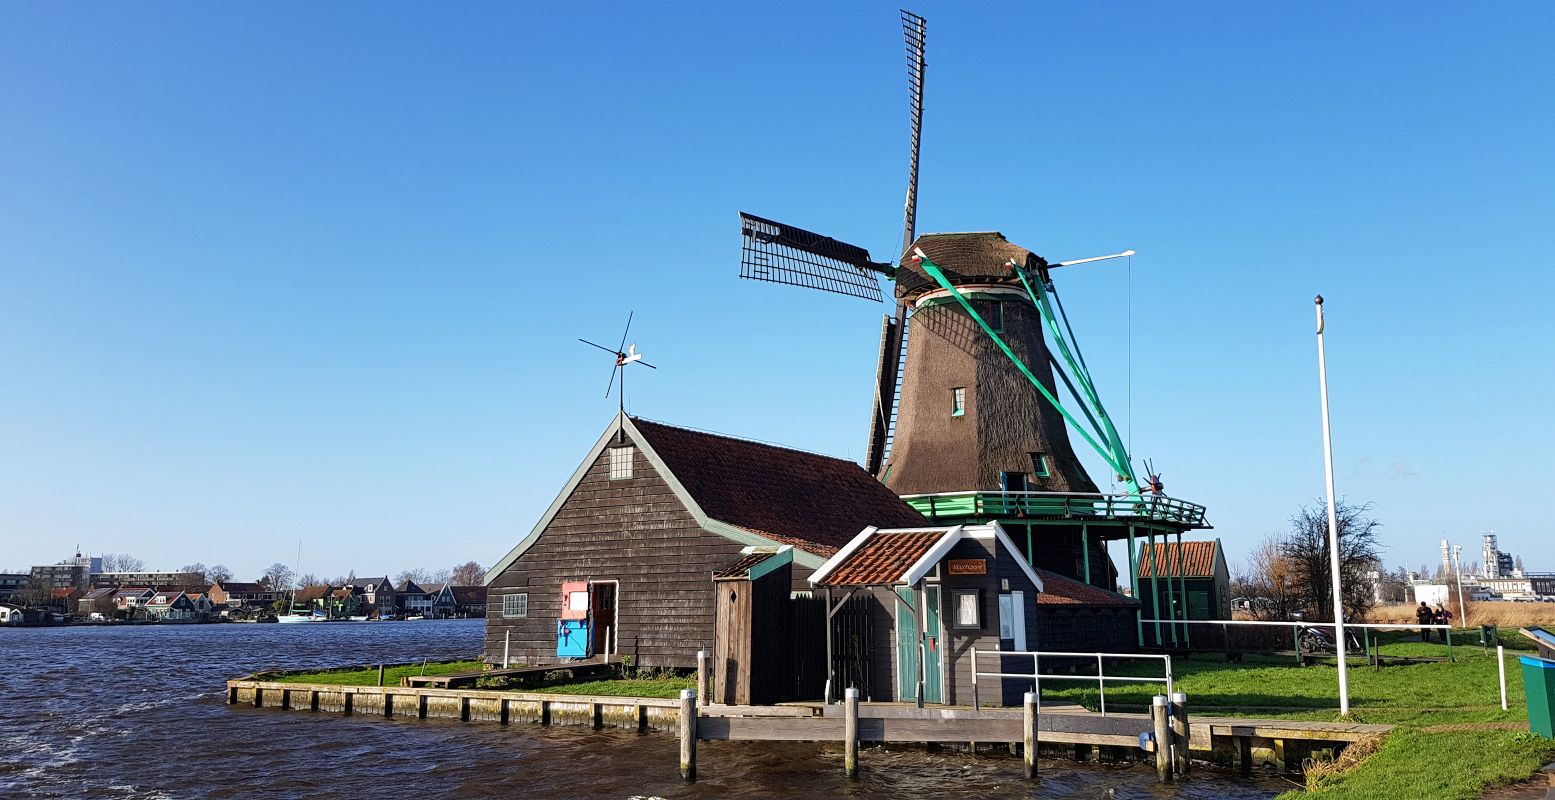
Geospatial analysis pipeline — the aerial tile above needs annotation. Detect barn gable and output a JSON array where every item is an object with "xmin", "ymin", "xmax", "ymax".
[{"xmin": 483, "ymin": 413, "xmax": 927, "ymax": 669}]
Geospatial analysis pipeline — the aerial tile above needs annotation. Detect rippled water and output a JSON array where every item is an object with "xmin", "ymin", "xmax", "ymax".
[{"xmin": 1, "ymin": 621, "xmax": 1290, "ymax": 798}]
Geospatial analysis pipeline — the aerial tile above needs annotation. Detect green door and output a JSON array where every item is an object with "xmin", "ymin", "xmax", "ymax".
[
  {"xmin": 896, "ymin": 588, "xmax": 918, "ymax": 702},
  {"xmin": 896, "ymin": 587, "xmax": 944, "ymax": 704},
  {"xmin": 922, "ymin": 585, "xmax": 943, "ymax": 703}
]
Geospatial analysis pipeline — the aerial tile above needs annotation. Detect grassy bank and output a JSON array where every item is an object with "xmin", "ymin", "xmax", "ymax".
[
  {"xmin": 1044, "ymin": 632, "xmax": 1554, "ymax": 799},
  {"xmin": 1368, "ymin": 600, "xmax": 1555, "ymax": 629},
  {"xmin": 267, "ymin": 661, "xmax": 693, "ymax": 698},
  {"xmin": 270, "ymin": 660, "xmax": 485, "ymax": 686}
]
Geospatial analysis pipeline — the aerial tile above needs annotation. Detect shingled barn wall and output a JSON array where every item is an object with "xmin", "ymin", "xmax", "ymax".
[
  {"xmin": 1034, "ymin": 606, "xmax": 1137, "ymax": 654},
  {"xmin": 484, "ymin": 444, "xmax": 744, "ymax": 670}
]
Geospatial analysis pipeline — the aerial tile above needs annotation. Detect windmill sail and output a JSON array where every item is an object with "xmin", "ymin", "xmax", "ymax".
[
  {"xmin": 867, "ymin": 10, "xmax": 927, "ymax": 475},
  {"xmin": 738, "ymin": 212, "xmax": 888, "ymax": 301}
]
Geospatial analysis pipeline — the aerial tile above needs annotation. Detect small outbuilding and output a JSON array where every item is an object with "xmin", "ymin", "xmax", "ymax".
[
  {"xmin": 1135, "ymin": 539, "xmax": 1231, "ymax": 622},
  {"xmin": 809, "ymin": 523, "xmax": 1044, "ymax": 706}
]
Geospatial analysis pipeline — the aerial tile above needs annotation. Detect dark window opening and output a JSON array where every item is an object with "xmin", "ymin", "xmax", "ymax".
[{"xmin": 1000, "ymin": 471, "xmax": 1028, "ymax": 492}]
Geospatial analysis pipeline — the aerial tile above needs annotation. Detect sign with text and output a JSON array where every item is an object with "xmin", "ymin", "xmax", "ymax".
[{"xmin": 947, "ymin": 559, "xmax": 987, "ymax": 576}]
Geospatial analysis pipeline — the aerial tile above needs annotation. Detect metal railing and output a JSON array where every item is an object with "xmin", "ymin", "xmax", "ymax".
[
  {"xmin": 970, "ymin": 648, "xmax": 1173, "ymax": 715},
  {"xmin": 1138, "ymin": 618, "xmax": 1457, "ymax": 661},
  {"xmin": 903, "ymin": 490, "xmax": 1209, "ymax": 527}
]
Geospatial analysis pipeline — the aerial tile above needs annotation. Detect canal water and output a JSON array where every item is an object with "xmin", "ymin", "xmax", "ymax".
[{"xmin": 1, "ymin": 620, "xmax": 1291, "ymax": 799}]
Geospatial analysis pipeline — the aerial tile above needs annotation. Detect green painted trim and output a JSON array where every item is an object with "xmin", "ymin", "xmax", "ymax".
[
  {"xmin": 748, "ymin": 547, "xmax": 795, "ymax": 581},
  {"xmin": 1148, "ymin": 529, "xmax": 1163, "ymax": 646},
  {"xmin": 1128, "ymin": 524, "xmax": 1141, "ymax": 647},
  {"xmin": 1021, "ymin": 270, "xmax": 1139, "ymax": 493},
  {"xmin": 1081, "ymin": 524, "xmax": 1091, "ymax": 586},
  {"xmin": 916, "ymin": 256, "xmax": 1132, "ymax": 484},
  {"xmin": 1176, "ymin": 530, "xmax": 1191, "ymax": 647}
]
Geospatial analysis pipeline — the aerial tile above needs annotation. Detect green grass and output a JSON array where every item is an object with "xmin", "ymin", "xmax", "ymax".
[
  {"xmin": 1040, "ymin": 632, "xmax": 1555, "ymax": 799},
  {"xmin": 264, "ymin": 660, "xmax": 693, "ymax": 698},
  {"xmin": 270, "ymin": 660, "xmax": 484, "ymax": 686},
  {"xmin": 527, "ymin": 676, "xmax": 694, "ymax": 698}
]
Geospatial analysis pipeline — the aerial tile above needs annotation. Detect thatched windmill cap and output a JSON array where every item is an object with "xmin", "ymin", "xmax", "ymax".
[{"xmin": 895, "ymin": 232, "xmax": 1049, "ymax": 301}]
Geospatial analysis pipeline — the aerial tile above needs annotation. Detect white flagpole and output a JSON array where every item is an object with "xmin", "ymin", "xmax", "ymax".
[{"xmin": 1315, "ymin": 295, "xmax": 1350, "ymax": 715}]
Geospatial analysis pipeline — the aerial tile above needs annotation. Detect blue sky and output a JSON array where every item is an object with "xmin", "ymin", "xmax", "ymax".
[{"xmin": 1, "ymin": 3, "xmax": 1550, "ymax": 584}]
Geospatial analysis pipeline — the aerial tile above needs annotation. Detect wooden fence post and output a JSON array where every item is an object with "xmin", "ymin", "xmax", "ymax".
[
  {"xmin": 1023, "ymin": 691, "xmax": 1039, "ymax": 780},
  {"xmin": 1151, "ymin": 695, "xmax": 1172, "ymax": 782},
  {"xmin": 697, "ymin": 650, "xmax": 709, "ymax": 705},
  {"xmin": 679, "ymin": 689, "xmax": 697, "ymax": 782},
  {"xmin": 378, "ymin": 664, "xmax": 386, "ymax": 687},
  {"xmin": 1170, "ymin": 691, "xmax": 1189, "ymax": 776},
  {"xmin": 844, "ymin": 687, "xmax": 860, "ymax": 779},
  {"xmin": 503, "ymin": 630, "xmax": 511, "ymax": 669}
]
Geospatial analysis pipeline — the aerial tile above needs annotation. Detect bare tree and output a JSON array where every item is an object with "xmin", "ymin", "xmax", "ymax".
[
  {"xmin": 296, "ymin": 573, "xmax": 321, "ymax": 589},
  {"xmin": 1280, "ymin": 500, "xmax": 1383, "ymax": 622},
  {"xmin": 207, "ymin": 564, "xmax": 233, "ymax": 584},
  {"xmin": 1232, "ymin": 533, "xmax": 1298, "ymax": 620},
  {"xmin": 450, "ymin": 561, "xmax": 484, "ymax": 586},
  {"xmin": 180, "ymin": 563, "xmax": 208, "ymax": 586},
  {"xmin": 101, "ymin": 553, "xmax": 146, "ymax": 572},
  {"xmin": 427, "ymin": 568, "xmax": 451, "ymax": 585},
  {"xmin": 395, "ymin": 569, "xmax": 429, "ymax": 586},
  {"xmin": 261, "ymin": 563, "xmax": 294, "ymax": 591},
  {"xmin": 18, "ymin": 576, "xmax": 52, "ymax": 608},
  {"xmin": 1517, "ymin": 556, "xmax": 1526, "ymax": 574}
]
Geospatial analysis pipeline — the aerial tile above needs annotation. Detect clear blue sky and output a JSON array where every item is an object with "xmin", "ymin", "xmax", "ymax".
[{"xmin": 2, "ymin": 3, "xmax": 1550, "ymax": 584}]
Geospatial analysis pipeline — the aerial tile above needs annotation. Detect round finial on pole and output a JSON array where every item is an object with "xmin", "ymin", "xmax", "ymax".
[{"xmin": 1315, "ymin": 294, "xmax": 1324, "ymax": 305}]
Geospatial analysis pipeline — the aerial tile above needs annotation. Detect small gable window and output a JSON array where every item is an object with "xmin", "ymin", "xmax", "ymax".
[
  {"xmin": 608, "ymin": 446, "xmax": 634, "ymax": 480},
  {"xmin": 951, "ymin": 387, "xmax": 966, "ymax": 417},
  {"xmin": 1030, "ymin": 452, "xmax": 1049, "ymax": 477},
  {"xmin": 988, "ymin": 301, "xmax": 1003, "ymax": 332},
  {"xmin": 502, "ymin": 592, "xmax": 528, "ymax": 619}
]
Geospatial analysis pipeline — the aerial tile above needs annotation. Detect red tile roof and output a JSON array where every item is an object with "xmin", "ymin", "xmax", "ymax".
[
  {"xmin": 816, "ymin": 531, "xmax": 944, "ymax": 586},
  {"xmin": 632, "ymin": 418, "xmax": 928, "ymax": 557},
  {"xmin": 1034, "ymin": 569, "xmax": 1137, "ymax": 607},
  {"xmin": 1135, "ymin": 540, "xmax": 1219, "ymax": 579}
]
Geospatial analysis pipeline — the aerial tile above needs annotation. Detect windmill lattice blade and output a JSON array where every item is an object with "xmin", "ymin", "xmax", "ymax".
[
  {"xmin": 899, "ymin": 9, "xmax": 926, "ymax": 256},
  {"xmin": 617, "ymin": 311, "xmax": 634, "ymax": 355},
  {"xmin": 579, "ymin": 338, "xmax": 620, "ymax": 356},
  {"xmin": 636, "ymin": 360, "xmax": 657, "ymax": 369},
  {"xmin": 738, "ymin": 212, "xmax": 886, "ymax": 302}
]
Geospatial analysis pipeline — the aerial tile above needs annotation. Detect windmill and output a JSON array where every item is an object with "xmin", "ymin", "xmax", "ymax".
[
  {"xmin": 580, "ymin": 312, "xmax": 656, "ymax": 439},
  {"xmin": 735, "ymin": 10, "xmax": 1210, "ymax": 637},
  {"xmin": 736, "ymin": 10, "xmax": 1139, "ymax": 497}
]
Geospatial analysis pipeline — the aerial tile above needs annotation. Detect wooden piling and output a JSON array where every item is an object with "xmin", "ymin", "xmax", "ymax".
[
  {"xmin": 252, "ymin": 687, "xmax": 263, "ymax": 708},
  {"xmin": 383, "ymin": 692, "xmax": 393, "ymax": 718},
  {"xmin": 377, "ymin": 664, "xmax": 386, "ymax": 687},
  {"xmin": 1151, "ymin": 695, "xmax": 1172, "ymax": 782},
  {"xmin": 697, "ymin": 650, "xmax": 709, "ymax": 705},
  {"xmin": 227, "ymin": 686, "xmax": 237, "ymax": 705},
  {"xmin": 1023, "ymin": 691, "xmax": 1039, "ymax": 780},
  {"xmin": 1170, "ymin": 691, "xmax": 1189, "ymax": 776},
  {"xmin": 539, "ymin": 699, "xmax": 551, "ymax": 726},
  {"xmin": 679, "ymin": 689, "xmax": 697, "ymax": 782},
  {"xmin": 844, "ymin": 687, "xmax": 860, "ymax": 779}
]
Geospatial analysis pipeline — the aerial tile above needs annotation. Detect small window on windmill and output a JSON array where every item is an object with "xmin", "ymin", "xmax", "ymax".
[
  {"xmin": 951, "ymin": 387, "xmax": 965, "ymax": 417},
  {"xmin": 1030, "ymin": 452, "xmax": 1049, "ymax": 477},
  {"xmin": 608, "ymin": 446, "xmax": 634, "ymax": 480},
  {"xmin": 988, "ymin": 300, "xmax": 1003, "ymax": 332}
]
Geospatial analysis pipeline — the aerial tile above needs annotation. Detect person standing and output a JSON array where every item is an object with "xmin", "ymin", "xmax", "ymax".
[
  {"xmin": 1416, "ymin": 601, "xmax": 1434, "ymax": 641},
  {"xmin": 1439, "ymin": 605, "xmax": 1454, "ymax": 642}
]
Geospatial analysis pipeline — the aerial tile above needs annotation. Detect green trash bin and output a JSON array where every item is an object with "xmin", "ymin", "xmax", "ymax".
[{"xmin": 1520, "ymin": 656, "xmax": 1555, "ymax": 738}]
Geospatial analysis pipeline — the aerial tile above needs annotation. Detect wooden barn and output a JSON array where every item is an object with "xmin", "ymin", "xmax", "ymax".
[{"xmin": 482, "ymin": 413, "xmax": 927, "ymax": 678}]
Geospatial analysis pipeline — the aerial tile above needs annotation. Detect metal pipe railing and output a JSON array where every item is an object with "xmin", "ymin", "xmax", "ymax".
[
  {"xmin": 1138, "ymin": 618, "xmax": 1457, "ymax": 661},
  {"xmin": 971, "ymin": 648, "xmax": 1173, "ymax": 714}
]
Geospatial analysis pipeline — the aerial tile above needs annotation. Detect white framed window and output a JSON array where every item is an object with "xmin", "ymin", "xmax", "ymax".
[
  {"xmin": 608, "ymin": 446, "xmax": 634, "ymax": 480},
  {"xmin": 951, "ymin": 387, "xmax": 966, "ymax": 417},
  {"xmin": 502, "ymin": 592, "xmax": 528, "ymax": 619}
]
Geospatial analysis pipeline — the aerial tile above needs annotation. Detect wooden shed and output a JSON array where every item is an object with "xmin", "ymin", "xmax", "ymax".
[
  {"xmin": 1135, "ymin": 539, "xmax": 1232, "ymax": 622},
  {"xmin": 711, "ymin": 547, "xmax": 793, "ymax": 706},
  {"xmin": 809, "ymin": 523, "xmax": 1045, "ymax": 706}
]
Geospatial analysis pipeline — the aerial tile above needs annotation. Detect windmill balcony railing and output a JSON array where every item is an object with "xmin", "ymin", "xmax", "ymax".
[{"xmin": 901, "ymin": 490, "xmax": 1209, "ymax": 528}]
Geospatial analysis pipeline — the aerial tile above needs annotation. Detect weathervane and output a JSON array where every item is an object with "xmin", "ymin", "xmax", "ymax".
[{"xmin": 579, "ymin": 311, "xmax": 656, "ymax": 440}]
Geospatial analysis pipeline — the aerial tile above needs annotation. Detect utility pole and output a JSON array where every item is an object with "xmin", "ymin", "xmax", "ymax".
[
  {"xmin": 1315, "ymin": 295, "xmax": 1350, "ymax": 716},
  {"xmin": 1452, "ymin": 544, "xmax": 1470, "ymax": 627}
]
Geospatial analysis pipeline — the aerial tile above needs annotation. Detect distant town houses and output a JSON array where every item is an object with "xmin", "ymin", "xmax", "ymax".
[
  {"xmin": 3, "ymin": 549, "xmax": 488, "ymax": 624},
  {"xmin": 207, "ymin": 581, "xmax": 278, "ymax": 608}
]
